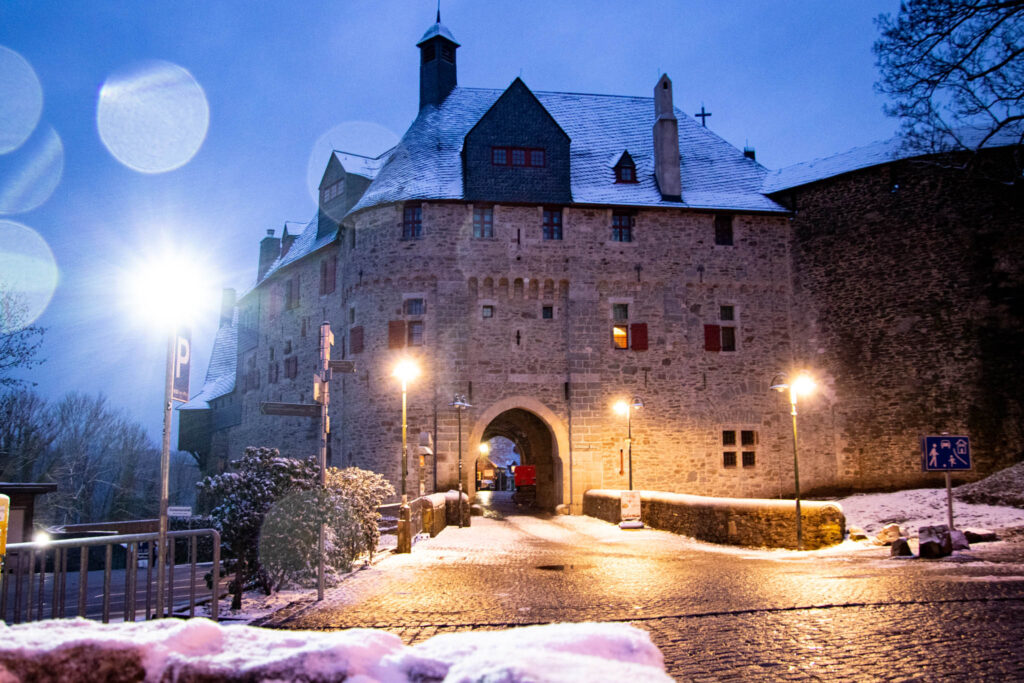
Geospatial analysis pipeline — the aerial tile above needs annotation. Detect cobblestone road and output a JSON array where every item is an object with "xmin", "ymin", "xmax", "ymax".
[{"xmin": 266, "ymin": 492, "xmax": 1024, "ymax": 680}]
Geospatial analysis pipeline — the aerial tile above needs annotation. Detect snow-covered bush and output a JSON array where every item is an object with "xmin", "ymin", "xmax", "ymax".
[{"xmin": 197, "ymin": 447, "xmax": 394, "ymax": 607}]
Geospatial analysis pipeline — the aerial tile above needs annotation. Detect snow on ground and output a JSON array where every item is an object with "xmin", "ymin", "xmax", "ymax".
[
  {"xmin": 834, "ymin": 487, "xmax": 1024, "ymax": 536},
  {"xmin": 0, "ymin": 618, "xmax": 670, "ymax": 683}
]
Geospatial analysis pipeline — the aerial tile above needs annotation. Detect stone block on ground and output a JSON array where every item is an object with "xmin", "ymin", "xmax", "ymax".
[
  {"xmin": 891, "ymin": 537, "xmax": 914, "ymax": 557},
  {"xmin": 470, "ymin": 504, "xmax": 484, "ymax": 516},
  {"xmin": 963, "ymin": 528, "xmax": 998, "ymax": 544},
  {"xmin": 848, "ymin": 526, "xmax": 869, "ymax": 542},
  {"xmin": 950, "ymin": 529, "xmax": 970, "ymax": 551},
  {"xmin": 873, "ymin": 523, "xmax": 902, "ymax": 546},
  {"xmin": 918, "ymin": 525, "xmax": 953, "ymax": 558}
]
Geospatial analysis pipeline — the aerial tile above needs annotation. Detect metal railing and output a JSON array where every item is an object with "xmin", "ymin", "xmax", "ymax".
[{"xmin": 1, "ymin": 529, "xmax": 221, "ymax": 624}]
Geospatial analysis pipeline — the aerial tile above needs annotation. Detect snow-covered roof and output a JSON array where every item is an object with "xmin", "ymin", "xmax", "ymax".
[
  {"xmin": 350, "ymin": 86, "xmax": 786, "ymax": 215},
  {"xmin": 178, "ymin": 311, "xmax": 238, "ymax": 410},
  {"xmin": 764, "ymin": 127, "xmax": 1023, "ymax": 193},
  {"xmin": 416, "ymin": 20, "xmax": 460, "ymax": 47},
  {"xmin": 256, "ymin": 213, "xmax": 335, "ymax": 285},
  {"xmin": 333, "ymin": 149, "xmax": 392, "ymax": 180}
]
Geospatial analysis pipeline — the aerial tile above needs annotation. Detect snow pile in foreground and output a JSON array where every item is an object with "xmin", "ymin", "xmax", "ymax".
[
  {"xmin": 837, "ymin": 487, "xmax": 1024, "ymax": 536},
  {"xmin": 955, "ymin": 460, "xmax": 1024, "ymax": 509},
  {"xmin": 0, "ymin": 618, "xmax": 669, "ymax": 683}
]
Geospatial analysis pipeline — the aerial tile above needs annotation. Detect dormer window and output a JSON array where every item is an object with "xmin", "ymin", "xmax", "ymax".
[
  {"xmin": 491, "ymin": 147, "xmax": 546, "ymax": 168},
  {"xmin": 615, "ymin": 159, "xmax": 637, "ymax": 183},
  {"xmin": 321, "ymin": 180, "xmax": 343, "ymax": 203}
]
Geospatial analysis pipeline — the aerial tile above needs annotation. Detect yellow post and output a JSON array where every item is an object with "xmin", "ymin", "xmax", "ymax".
[{"xmin": 0, "ymin": 494, "xmax": 9, "ymax": 590}]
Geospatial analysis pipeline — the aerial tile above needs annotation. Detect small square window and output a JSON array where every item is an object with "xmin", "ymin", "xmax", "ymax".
[
  {"xmin": 404, "ymin": 298, "xmax": 425, "ymax": 315},
  {"xmin": 720, "ymin": 305, "xmax": 734, "ymax": 321},
  {"xmin": 530, "ymin": 149, "xmax": 545, "ymax": 167},
  {"xmin": 723, "ymin": 451, "xmax": 737, "ymax": 468},
  {"xmin": 482, "ymin": 305, "xmax": 494, "ymax": 319},
  {"xmin": 612, "ymin": 212, "xmax": 634, "ymax": 242},
  {"xmin": 542, "ymin": 305, "xmax": 553, "ymax": 319},
  {"xmin": 612, "ymin": 324, "xmax": 629, "ymax": 349},
  {"xmin": 492, "ymin": 148, "xmax": 507, "ymax": 166},
  {"xmin": 741, "ymin": 430, "xmax": 756, "ymax": 446},
  {"xmin": 715, "ymin": 214, "xmax": 734, "ymax": 246},
  {"xmin": 742, "ymin": 451, "xmax": 756, "ymax": 467},
  {"xmin": 612, "ymin": 303, "xmax": 629, "ymax": 321},
  {"xmin": 722, "ymin": 430, "xmax": 736, "ymax": 446},
  {"xmin": 407, "ymin": 320, "xmax": 424, "ymax": 346},
  {"xmin": 512, "ymin": 149, "xmax": 526, "ymax": 166}
]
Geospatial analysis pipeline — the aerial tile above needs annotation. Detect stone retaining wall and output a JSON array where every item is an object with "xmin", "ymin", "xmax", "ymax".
[{"xmin": 584, "ymin": 489, "xmax": 845, "ymax": 549}]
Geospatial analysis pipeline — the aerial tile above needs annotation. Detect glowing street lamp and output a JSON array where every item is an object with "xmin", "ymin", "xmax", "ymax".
[
  {"xmin": 393, "ymin": 359, "xmax": 420, "ymax": 553},
  {"xmin": 124, "ymin": 249, "xmax": 210, "ymax": 617},
  {"xmin": 449, "ymin": 394, "xmax": 471, "ymax": 528},
  {"xmin": 613, "ymin": 396, "xmax": 644, "ymax": 490},
  {"xmin": 770, "ymin": 372, "xmax": 817, "ymax": 551}
]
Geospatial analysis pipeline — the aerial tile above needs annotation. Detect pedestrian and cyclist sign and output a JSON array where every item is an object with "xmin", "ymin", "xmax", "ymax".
[{"xmin": 921, "ymin": 435, "xmax": 972, "ymax": 471}]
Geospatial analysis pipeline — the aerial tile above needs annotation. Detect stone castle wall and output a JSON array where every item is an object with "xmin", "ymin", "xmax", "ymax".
[
  {"xmin": 221, "ymin": 200, "xmax": 831, "ymax": 507},
  {"xmin": 784, "ymin": 154, "xmax": 1024, "ymax": 490}
]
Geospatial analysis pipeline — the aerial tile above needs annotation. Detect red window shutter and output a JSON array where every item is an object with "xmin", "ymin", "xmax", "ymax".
[
  {"xmin": 388, "ymin": 320, "xmax": 406, "ymax": 349},
  {"xmin": 630, "ymin": 323, "xmax": 648, "ymax": 351},
  {"xmin": 350, "ymin": 326, "xmax": 364, "ymax": 354},
  {"xmin": 704, "ymin": 324, "xmax": 721, "ymax": 352}
]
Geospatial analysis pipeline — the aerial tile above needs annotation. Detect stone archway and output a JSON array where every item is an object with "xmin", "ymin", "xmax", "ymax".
[{"xmin": 468, "ymin": 397, "xmax": 571, "ymax": 512}]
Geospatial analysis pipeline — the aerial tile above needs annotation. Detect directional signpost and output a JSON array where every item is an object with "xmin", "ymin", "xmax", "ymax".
[
  {"xmin": 259, "ymin": 322, "xmax": 354, "ymax": 601},
  {"xmin": 922, "ymin": 434, "xmax": 972, "ymax": 530}
]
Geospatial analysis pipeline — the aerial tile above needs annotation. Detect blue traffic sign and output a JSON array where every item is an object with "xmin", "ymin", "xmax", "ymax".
[
  {"xmin": 922, "ymin": 435, "xmax": 971, "ymax": 471},
  {"xmin": 172, "ymin": 327, "xmax": 191, "ymax": 403}
]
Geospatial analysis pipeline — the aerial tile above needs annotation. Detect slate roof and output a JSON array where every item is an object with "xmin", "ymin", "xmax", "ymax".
[
  {"xmin": 350, "ymin": 85, "xmax": 786, "ymax": 215},
  {"xmin": 764, "ymin": 127, "xmax": 1023, "ymax": 193},
  {"xmin": 178, "ymin": 310, "xmax": 238, "ymax": 410}
]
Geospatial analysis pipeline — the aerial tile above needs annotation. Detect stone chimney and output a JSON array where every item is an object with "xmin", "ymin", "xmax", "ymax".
[
  {"xmin": 417, "ymin": 12, "xmax": 460, "ymax": 110},
  {"xmin": 652, "ymin": 74, "xmax": 681, "ymax": 201},
  {"xmin": 219, "ymin": 288, "xmax": 236, "ymax": 327},
  {"xmin": 258, "ymin": 229, "xmax": 280, "ymax": 282}
]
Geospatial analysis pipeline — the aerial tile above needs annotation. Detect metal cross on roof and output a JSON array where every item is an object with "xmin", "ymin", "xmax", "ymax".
[{"xmin": 695, "ymin": 105, "xmax": 712, "ymax": 127}]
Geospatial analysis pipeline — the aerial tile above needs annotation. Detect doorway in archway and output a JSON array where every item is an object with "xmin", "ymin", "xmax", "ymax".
[{"xmin": 477, "ymin": 408, "xmax": 558, "ymax": 511}]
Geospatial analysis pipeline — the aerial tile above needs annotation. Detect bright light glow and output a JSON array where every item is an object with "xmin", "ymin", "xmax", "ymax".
[
  {"xmin": 792, "ymin": 374, "xmax": 816, "ymax": 397},
  {"xmin": 478, "ymin": 442, "xmax": 490, "ymax": 456},
  {"xmin": 613, "ymin": 400, "xmax": 629, "ymax": 416},
  {"xmin": 122, "ymin": 248, "xmax": 212, "ymax": 329},
  {"xmin": 392, "ymin": 359, "xmax": 420, "ymax": 385},
  {"xmin": 33, "ymin": 530, "xmax": 50, "ymax": 545}
]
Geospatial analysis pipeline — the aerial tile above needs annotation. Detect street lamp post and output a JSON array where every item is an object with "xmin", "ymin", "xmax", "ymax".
[
  {"xmin": 449, "ymin": 394, "xmax": 471, "ymax": 528},
  {"xmin": 394, "ymin": 359, "xmax": 419, "ymax": 553},
  {"xmin": 613, "ymin": 397, "xmax": 644, "ymax": 490},
  {"xmin": 771, "ymin": 372, "xmax": 816, "ymax": 551}
]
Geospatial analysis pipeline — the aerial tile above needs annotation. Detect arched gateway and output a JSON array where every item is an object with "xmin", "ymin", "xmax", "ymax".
[{"xmin": 468, "ymin": 397, "xmax": 571, "ymax": 511}]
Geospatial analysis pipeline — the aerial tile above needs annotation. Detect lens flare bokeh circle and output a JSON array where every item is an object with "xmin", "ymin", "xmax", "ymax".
[
  {"xmin": 0, "ymin": 46, "xmax": 44, "ymax": 155},
  {"xmin": 0, "ymin": 220, "xmax": 58, "ymax": 331},
  {"xmin": 97, "ymin": 60, "xmax": 210, "ymax": 174},
  {"xmin": 0, "ymin": 125, "xmax": 64, "ymax": 214}
]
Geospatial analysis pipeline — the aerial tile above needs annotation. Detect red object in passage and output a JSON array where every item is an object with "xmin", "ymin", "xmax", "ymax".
[{"xmin": 514, "ymin": 465, "xmax": 536, "ymax": 487}]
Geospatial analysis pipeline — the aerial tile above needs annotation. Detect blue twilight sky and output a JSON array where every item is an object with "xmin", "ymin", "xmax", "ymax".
[{"xmin": 0, "ymin": 1, "xmax": 899, "ymax": 446}]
